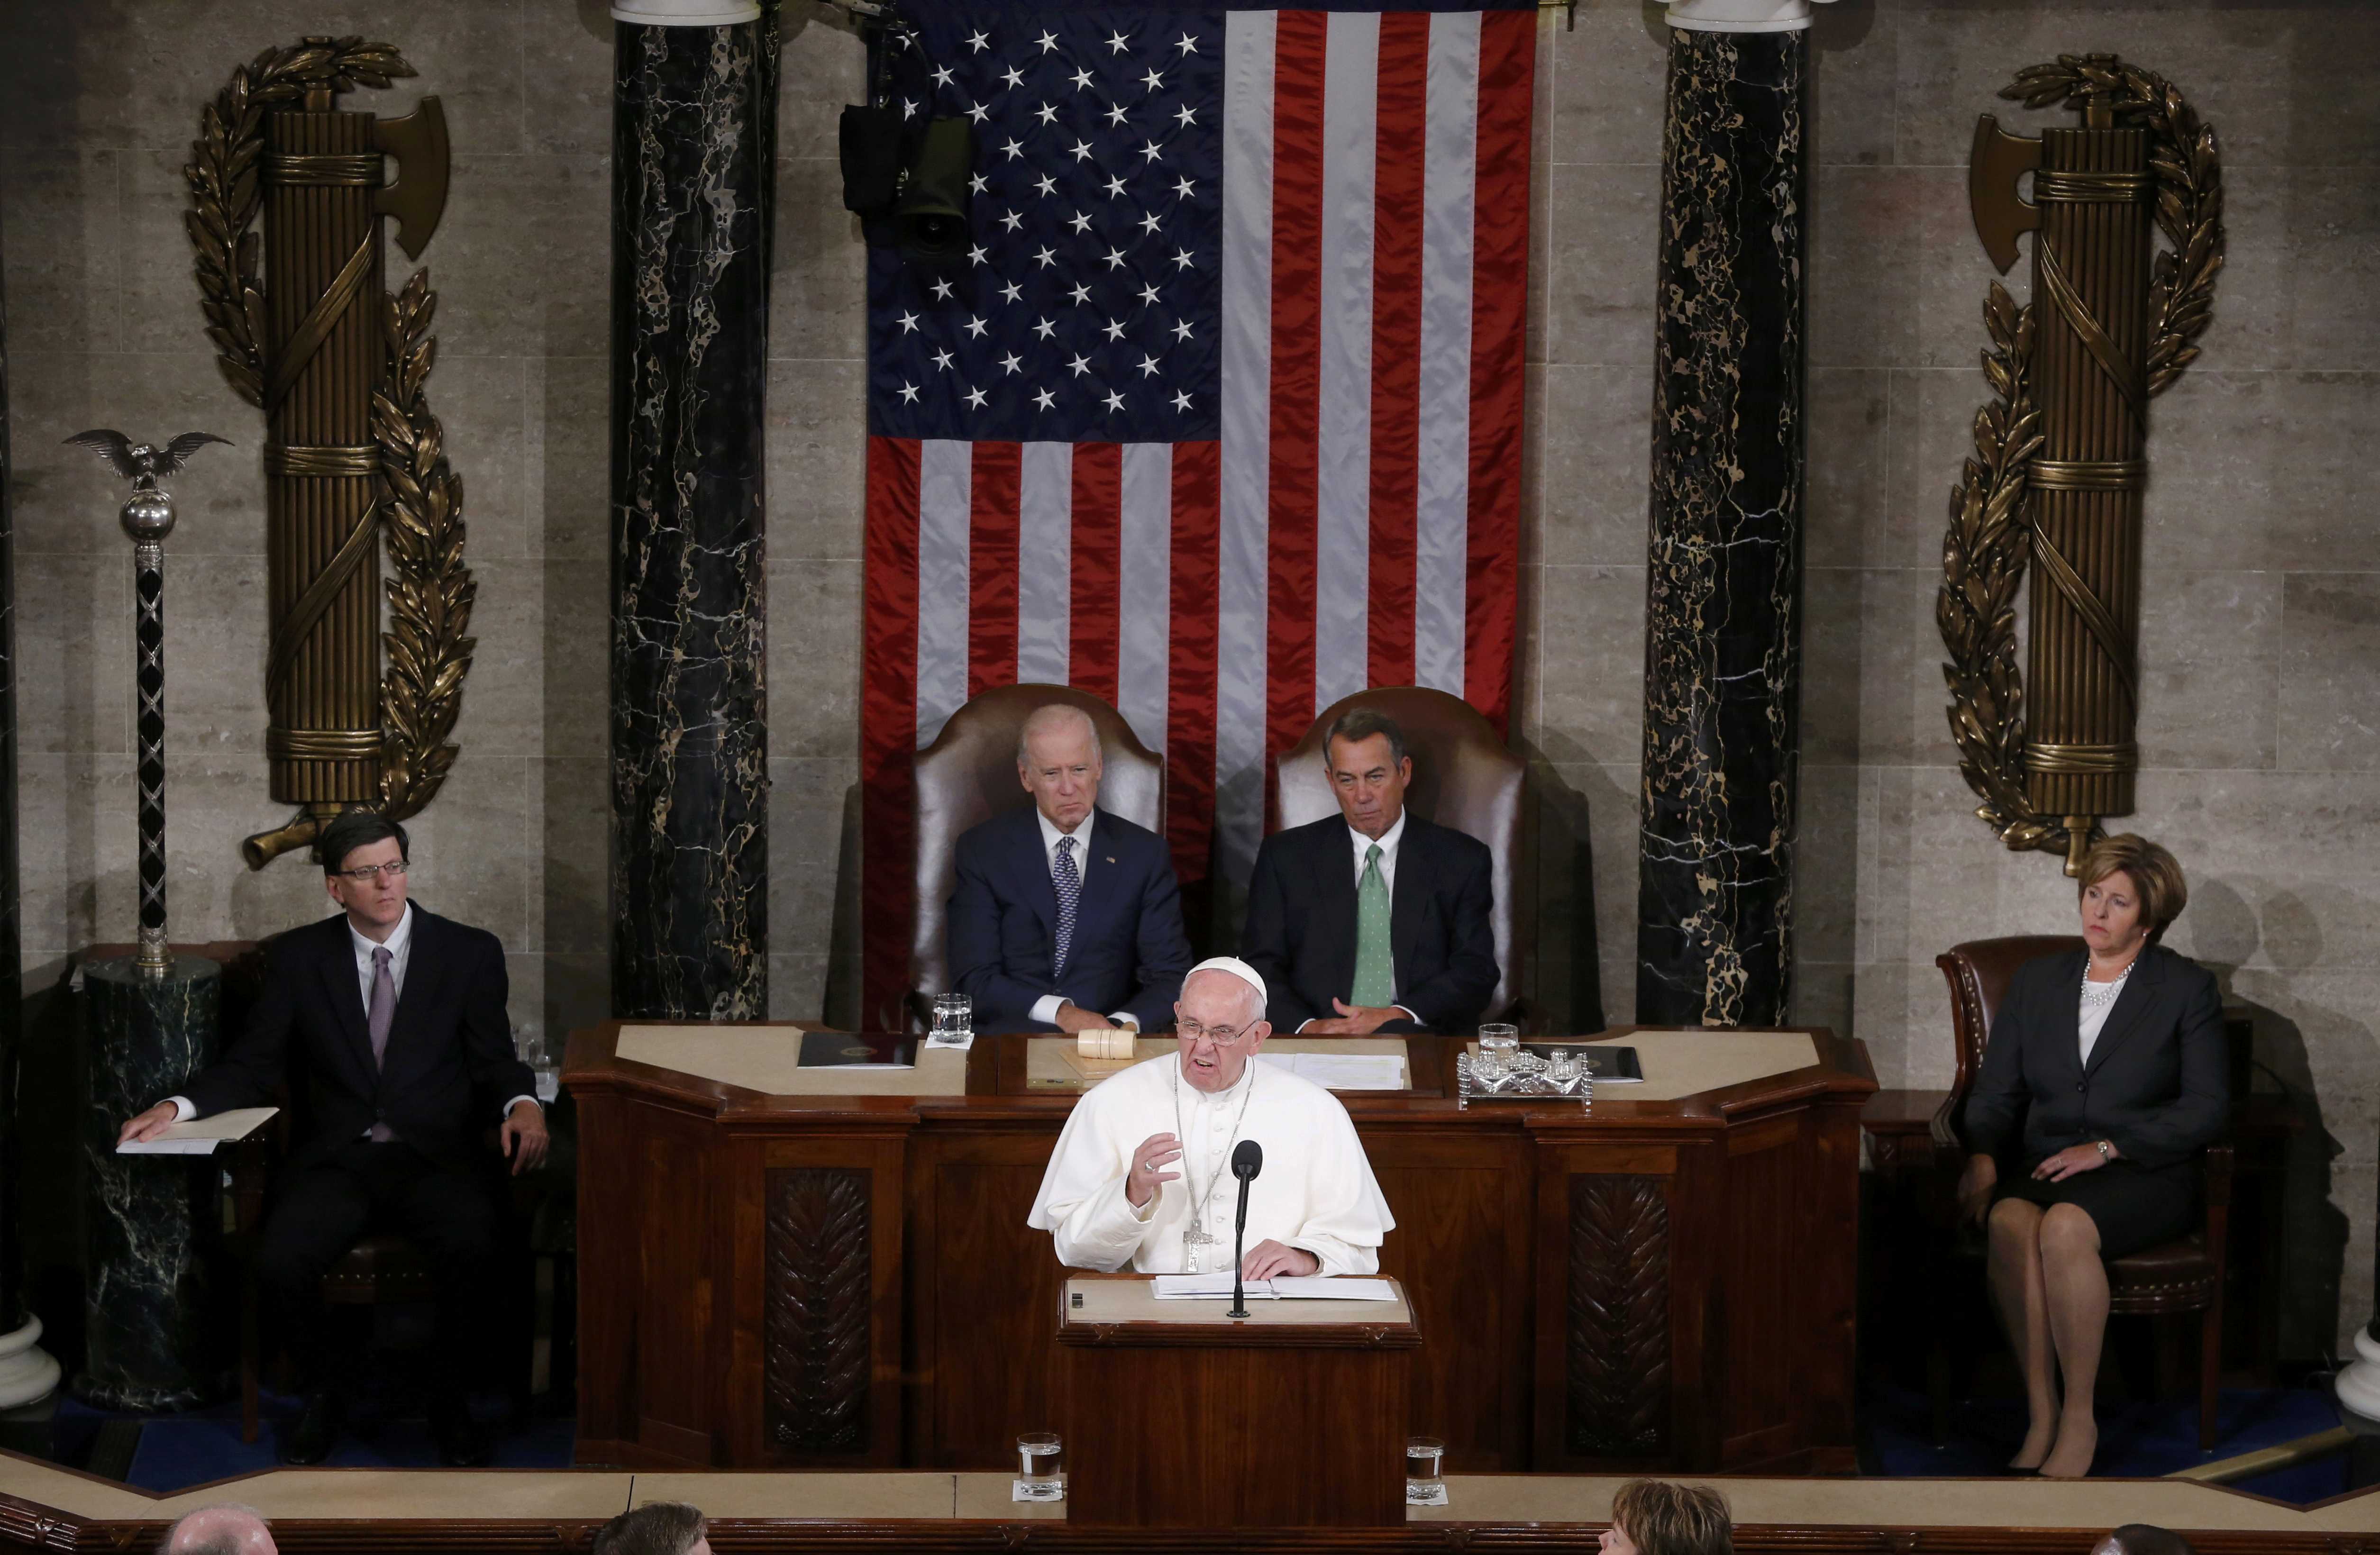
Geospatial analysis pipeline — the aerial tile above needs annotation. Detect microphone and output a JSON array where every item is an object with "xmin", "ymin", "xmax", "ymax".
[{"xmin": 1228, "ymin": 1140, "xmax": 1264, "ymax": 1317}]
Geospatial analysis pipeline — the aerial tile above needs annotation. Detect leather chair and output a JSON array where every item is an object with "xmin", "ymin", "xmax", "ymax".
[
  {"xmin": 1935, "ymin": 936, "xmax": 2233, "ymax": 1449},
  {"xmin": 1270, "ymin": 687, "xmax": 1530, "ymax": 1027},
  {"xmin": 910, "ymin": 683, "xmax": 1166, "ymax": 1031}
]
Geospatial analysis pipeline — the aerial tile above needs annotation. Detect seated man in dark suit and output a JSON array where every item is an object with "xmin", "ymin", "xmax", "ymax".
[
  {"xmin": 117, "ymin": 810, "xmax": 547, "ymax": 1467},
  {"xmin": 946, "ymin": 703, "xmax": 1194, "ymax": 1032},
  {"xmin": 1240, "ymin": 709, "xmax": 1498, "ymax": 1034}
]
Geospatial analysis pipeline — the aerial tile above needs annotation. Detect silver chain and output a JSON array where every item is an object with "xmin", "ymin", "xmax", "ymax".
[{"xmin": 1170, "ymin": 1058, "xmax": 1257, "ymax": 1245}]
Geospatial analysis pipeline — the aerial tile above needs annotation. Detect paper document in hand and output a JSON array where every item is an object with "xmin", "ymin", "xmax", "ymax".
[
  {"xmin": 116, "ymin": 1106, "xmax": 278, "ymax": 1155},
  {"xmin": 1253, "ymin": 1052, "xmax": 1405, "ymax": 1090}
]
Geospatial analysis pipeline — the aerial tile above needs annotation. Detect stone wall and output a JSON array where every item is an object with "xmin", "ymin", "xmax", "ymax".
[{"xmin": 3, "ymin": 0, "xmax": 2374, "ymax": 1351}]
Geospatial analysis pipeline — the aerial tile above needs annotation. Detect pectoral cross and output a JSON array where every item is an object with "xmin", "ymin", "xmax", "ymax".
[{"xmin": 1182, "ymin": 1223, "xmax": 1220, "ymax": 1274}]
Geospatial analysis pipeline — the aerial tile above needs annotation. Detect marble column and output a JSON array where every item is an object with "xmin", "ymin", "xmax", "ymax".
[
  {"xmin": 608, "ymin": 0, "xmax": 778, "ymax": 1021},
  {"xmin": 0, "ymin": 209, "xmax": 60, "ymax": 1411},
  {"xmin": 1634, "ymin": 0, "xmax": 1819, "ymax": 1027},
  {"xmin": 75, "ymin": 957, "xmax": 221, "ymax": 1410}
]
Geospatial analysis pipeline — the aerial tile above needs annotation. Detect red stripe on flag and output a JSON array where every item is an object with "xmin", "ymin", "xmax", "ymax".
[
  {"xmin": 1265, "ymin": 9, "xmax": 1329, "ymax": 785},
  {"xmin": 967, "ymin": 441, "xmax": 1021, "ymax": 698},
  {"xmin": 1167, "ymin": 441, "xmax": 1222, "ymax": 891},
  {"xmin": 1368, "ymin": 11, "xmax": 1430, "ymax": 691},
  {"xmin": 1464, "ymin": 8, "xmax": 1533, "ymax": 736},
  {"xmin": 1069, "ymin": 443, "xmax": 1123, "ymax": 702},
  {"xmin": 860, "ymin": 435, "xmax": 922, "ymax": 1031}
]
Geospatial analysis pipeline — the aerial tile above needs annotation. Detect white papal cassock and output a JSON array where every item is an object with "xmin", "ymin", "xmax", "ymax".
[{"xmin": 1027, "ymin": 1053, "xmax": 1395, "ymax": 1274}]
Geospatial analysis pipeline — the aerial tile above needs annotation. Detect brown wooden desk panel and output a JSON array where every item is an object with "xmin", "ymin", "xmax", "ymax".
[{"xmin": 565, "ymin": 1024, "xmax": 1875, "ymax": 1475}]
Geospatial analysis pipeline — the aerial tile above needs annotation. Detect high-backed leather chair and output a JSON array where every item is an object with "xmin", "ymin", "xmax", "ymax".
[
  {"xmin": 910, "ymin": 684, "xmax": 1165, "ymax": 1030},
  {"xmin": 1269, "ymin": 687, "xmax": 1529, "ymax": 1026},
  {"xmin": 1935, "ymin": 936, "xmax": 2232, "ymax": 1449}
]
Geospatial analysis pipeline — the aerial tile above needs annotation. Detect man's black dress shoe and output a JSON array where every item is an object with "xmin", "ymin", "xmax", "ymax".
[
  {"xmin": 281, "ymin": 1394, "xmax": 341, "ymax": 1465},
  {"xmin": 432, "ymin": 1404, "xmax": 492, "ymax": 1468}
]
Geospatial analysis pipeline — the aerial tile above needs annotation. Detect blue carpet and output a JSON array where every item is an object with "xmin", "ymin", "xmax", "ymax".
[
  {"xmin": 1862, "ymin": 1379, "xmax": 2349, "ymax": 1503},
  {"xmin": 55, "ymin": 1391, "xmax": 576, "ymax": 1492}
]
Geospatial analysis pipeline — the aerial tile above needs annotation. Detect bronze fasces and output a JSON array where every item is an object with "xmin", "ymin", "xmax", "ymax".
[
  {"xmin": 1936, "ymin": 54, "xmax": 2224, "ymax": 874},
  {"xmin": 182, "ymin": 37, "xmax": 475, "ymax": 868}
]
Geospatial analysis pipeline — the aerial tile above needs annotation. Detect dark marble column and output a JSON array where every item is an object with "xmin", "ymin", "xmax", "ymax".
[
  {"xmin": 1634, "ymin": 14, "xmax": 1808, "ymax": 1028},
  {"xmin": 75, "ymin": 957, "xmax": 221, "ymax": 1410},
  {"xmin": 608, "ymin": 0, "xmax": 779, "ymax": 1021},
  {"xmin": 0, "ymin": 208, "xmax": 58, "ymax": 1412}
]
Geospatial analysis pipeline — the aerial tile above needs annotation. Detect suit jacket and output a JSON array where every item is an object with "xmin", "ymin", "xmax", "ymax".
[
  {"xmin": 1239, "ymin": 813, "xmax": 1498, "ymax": 1034},
  {"xmin": 945, "ymin": 805, "xmax": 1195, "ymax": 1032},
  {"xmin": 1961, "ymin": 944, "xmax": 2229, "ymax": 1173},
  {"xmin": 183, "ymin": 906, "xmax": 531, "ymax": 1173}
]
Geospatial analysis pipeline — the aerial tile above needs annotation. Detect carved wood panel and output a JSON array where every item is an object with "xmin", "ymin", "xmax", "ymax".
[
  {"xmin": 1567, "ymin": 1173, "xmax": 1671, "ymax": 1457},
  {"xmin": 764, "ymin": 1167, "xmax": 872, "ymax": 1455}
]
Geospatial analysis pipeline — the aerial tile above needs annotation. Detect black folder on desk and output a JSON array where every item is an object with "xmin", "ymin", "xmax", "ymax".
[
  {"xmin": 798, "ymin": 1033, "xmax": 917, "ymax": 1068},
  {"xmin": 1522, "ymin": 1043, "xmax": 1641, "ymax": 1082}
]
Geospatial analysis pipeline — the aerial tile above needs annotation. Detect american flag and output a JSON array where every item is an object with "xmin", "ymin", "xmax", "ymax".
[{"xmin": 860, "ymin": 0, "xmax": 1536, "ymax": 1025}]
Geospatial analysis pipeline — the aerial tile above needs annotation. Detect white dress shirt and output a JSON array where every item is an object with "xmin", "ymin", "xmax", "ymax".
[
  {"xmin": 169, "ymin": 903, "xmax": 539, "ymax": 1127},
  {"xmin": 1028, "ymin": 809, "xmax": 1140, "ymax": 1031},
  {"xmin": 1294, "ymin": 813, "xmax": 1415, "ymax": 1031}
]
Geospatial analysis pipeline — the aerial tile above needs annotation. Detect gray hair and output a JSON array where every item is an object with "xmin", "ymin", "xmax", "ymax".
[
  {"xmin": 162, "ymin": 1506, "xmax": 272, "ymax": 1555},
  {"xmin": 593, "ymin": 1502, "xmax": 707, "ymax": 1555},
  {"xmin": 1017, "ymin": 703, "xmax": 1101, "ymax": 766},
  {"xmin": 1324, "ymin": 708, "xmax": 1407, "ymax": 769}
]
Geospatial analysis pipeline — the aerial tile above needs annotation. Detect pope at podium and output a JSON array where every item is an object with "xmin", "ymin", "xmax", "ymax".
[{"xmin": 1027, "ymin": 957, "xmax": 1395, "ymax": 1277}]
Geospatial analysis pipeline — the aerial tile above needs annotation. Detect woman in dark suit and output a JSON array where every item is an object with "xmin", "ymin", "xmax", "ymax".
[{"xmin": 1956, "ymin": 835, "xmax": 2229, "ymax": 1478}]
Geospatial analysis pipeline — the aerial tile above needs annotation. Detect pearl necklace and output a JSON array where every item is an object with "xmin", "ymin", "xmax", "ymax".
[{"xmin": 2080, "ymin": 956, "xmax": 2136, "ymax": 1009}]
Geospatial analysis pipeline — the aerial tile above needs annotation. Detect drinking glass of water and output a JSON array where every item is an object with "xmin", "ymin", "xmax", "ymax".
[
  {"xmin": 1476, "ymin": 1024, "xmax": 1519, "ymax": 1082},
  {"xmin": 1015, "ymin": 1432, "xmax": 1063, "ymax": 1500},
  {"xmin": 933, "ymin": 992, "xmax": 973, "ymax": 1043},
  {"xmin": 1405, "ymin": 1436, "xmax": 1445, "ymax": 1503}
]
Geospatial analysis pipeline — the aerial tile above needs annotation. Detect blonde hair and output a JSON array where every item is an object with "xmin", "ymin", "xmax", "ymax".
[
  {"xmin": 2077, "ymin": 834, "xmax": 2188, "ymax": 944},
  {"xmin": 1611, "ymin": 1479, "xmax": 1732, "ymax": 1555}
]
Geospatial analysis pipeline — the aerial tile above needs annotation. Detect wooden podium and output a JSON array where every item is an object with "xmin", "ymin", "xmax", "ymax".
[{"xmin": 1053, "ymin": 1274, "xmax": 1420, "ymax": 1528}]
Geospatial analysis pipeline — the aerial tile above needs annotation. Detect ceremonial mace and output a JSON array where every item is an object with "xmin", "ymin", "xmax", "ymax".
[
  {"xmin": 64, "ymin": 430, "xmax": 229, "ymax": 972},
  {"xmin": 63, "ymin": 428, "xmax": 233, "ymax": 1410}
]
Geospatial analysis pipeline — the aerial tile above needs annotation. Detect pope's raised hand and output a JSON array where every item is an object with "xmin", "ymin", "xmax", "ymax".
[{"xmin": 1126, "ymin": 1132, "xmax": 1183, "ymax": 1209}]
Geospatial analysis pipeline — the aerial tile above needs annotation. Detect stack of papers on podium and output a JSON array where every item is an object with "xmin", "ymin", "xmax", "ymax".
[
  {"xmin": 1153, "ymin": 1273, "xmax": 1396, "ymax": 1301},
  {"xmin": 115, "ymin": 1107, "xmax": 277, "ymax": 1155},
  {"xmin": 1253, "ymin": 1052, "xmax": 1404, "ymax": 1090}
]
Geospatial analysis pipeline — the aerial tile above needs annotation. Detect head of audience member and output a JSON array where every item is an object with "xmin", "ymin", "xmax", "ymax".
[
  {"xmin": 1016, "ymin": 704, "xmax": 1103, "ymax": 834},
  {"xmin": 161, "ymin": 1505, "xmax": 275, "ymax": 1555},
  {"xmin": 592, "ymin": 1501, "xmax": 710, "ymax": 1555},
  {"xmin": 2076, "ymin": 833, "xmax": 2188, "ymax": 960},
  {"xmin": 316, "ymin": 809, "xmax": 411, "ymax": 937},
  {"xmin": 1323, "ymin": 709, "xmax": 1413, "ymax": 842},
  {"xmin": 1174, "ymin": 960, "xmax": 1270, "ymax": 1094},
  {"xmin": 1600, "ymin": 1479, "xmax": 1732, "ymax": 1555},
  {"xmin": 2093, "ymin": 1526, "xmax": 2197, "ymax": 1555}
]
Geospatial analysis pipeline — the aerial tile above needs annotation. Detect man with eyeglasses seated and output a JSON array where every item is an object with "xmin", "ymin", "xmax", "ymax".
[
  {"xmin": 117, "ymin": 810, "xmax": 547, "ymax": 1467},
  {"xmin": 1027, "ymin": 957, "xmax": 1393, "ymax": 1278}
]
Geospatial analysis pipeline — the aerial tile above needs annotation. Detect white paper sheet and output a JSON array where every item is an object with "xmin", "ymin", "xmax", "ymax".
[
  {"xmin": 116, "ymin": 1106, "xmax": 277, "ymax": 1155},
  {"xmin": 1152, "ymin": 1273, "xmax": 1396, "ymax": 1301},
  {"xmin": 1253, "ymin": 1052, "xmax": 1405, "ymax": 1090}
]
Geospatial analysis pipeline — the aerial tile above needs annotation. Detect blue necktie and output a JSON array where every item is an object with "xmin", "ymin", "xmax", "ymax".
[{"xmin": 1052, "ymin": 836, "xmax": 1081, "ymax": 976}]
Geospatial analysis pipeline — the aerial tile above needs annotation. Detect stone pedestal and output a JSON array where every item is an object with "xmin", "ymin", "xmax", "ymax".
[
  {"xmin": 75, "ymin": 955, "xmax": 220, "ymax": 1410},
  {"xmin": 1634, "ymin": 16, "xmax": 1809, "ymax": 1028},
  {"xmin": 607, "ymin": 2, "xmax": 778, "ymax": 1021}
]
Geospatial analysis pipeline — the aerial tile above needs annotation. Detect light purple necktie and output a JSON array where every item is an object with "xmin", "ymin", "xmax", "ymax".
[{"xmin": 366, "ymin": 946, "xmax": 395, "ymax": 1140}]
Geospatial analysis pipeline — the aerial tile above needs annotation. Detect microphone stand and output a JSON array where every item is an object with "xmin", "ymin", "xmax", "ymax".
[{"xmin": 1228, "ymin": 1172, "xmax": 1253, "ymax": 1318}]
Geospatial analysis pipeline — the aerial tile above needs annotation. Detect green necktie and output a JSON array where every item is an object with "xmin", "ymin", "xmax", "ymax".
[{"xmin": 1351, "ymin": 843, "xmax": 1395, "ymax": 1009}]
